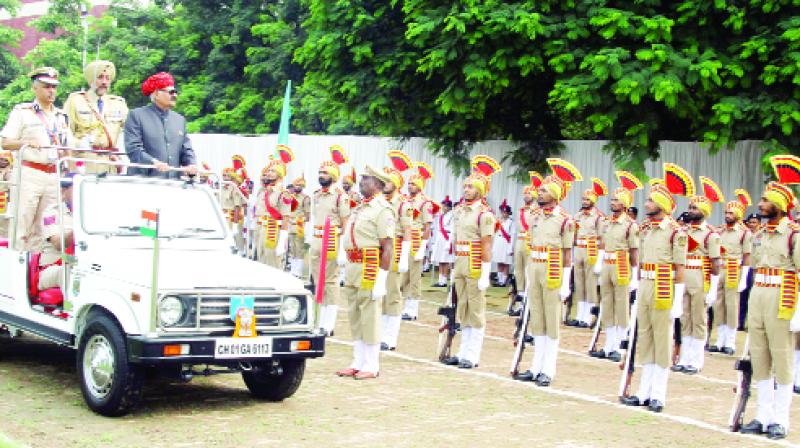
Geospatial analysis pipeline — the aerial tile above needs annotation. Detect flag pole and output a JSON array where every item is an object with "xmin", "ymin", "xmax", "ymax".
[{"xmin": 148, "ymin": 209, "xmax": 161, "ymax": 332}]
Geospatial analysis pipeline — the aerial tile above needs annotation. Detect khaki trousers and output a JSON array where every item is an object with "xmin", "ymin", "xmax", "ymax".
[
  {"xmin": 599, "ymin": 263, "xmax": 629, "ymax": 328},
  {"xmin": 748, "ymin": 285, "xmax": 794, "ymax": 384},
  {"xmin": 401, "ymin": 259, "xmax": 423, "ymax": 298},
  {"xmin": 309, "ymin": 243, "xmax": 341, "ymax": 307},
  {"xmin": 343, "ymin": 262, "xmax": 381, "ymax": 344},
  {"xmin": 636, "ymin": 279, "xmax": 674, "ymax": 368},
  {"xmin": 513, "ymin": 238, "xmax": 528, "ymax": 292},
  {"xmin": 38, "ymin": 264, "xmax": 63, "ymax": 291},
  {"xmin": 384, "ymin": 270, "xmax": 404, "ymax": 316},
  {"xmin": 17, "ymin": 166, "xmax": 57, "ymax": 251},
  {"xmin": 289, "ymin": 232, "xmax": 304, "ymax": 259},
  {"xmin": 526, "ymin": 261, "xmax": 561, "ymax": 340},
  {"xmin": 713, "ymin": 267, "xmax": 739, "ymax": 327},
  {"xmin": 681, "ymin": 269, "xmax": 707, "ymax": 340},
  {"xmin": 573, "ymin": 247, "xmax": 598, "ymax": 304}
]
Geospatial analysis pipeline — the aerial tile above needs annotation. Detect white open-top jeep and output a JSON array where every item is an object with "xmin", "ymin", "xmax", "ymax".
[{"xmin": 0, "ymin": 155, "xmax": 324, "ymax": 416}]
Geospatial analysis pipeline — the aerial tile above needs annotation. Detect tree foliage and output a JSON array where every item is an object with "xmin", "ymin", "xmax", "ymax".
[{"xmin": 0, "ymin": 0, "xmax": 23, "ymax": 85}]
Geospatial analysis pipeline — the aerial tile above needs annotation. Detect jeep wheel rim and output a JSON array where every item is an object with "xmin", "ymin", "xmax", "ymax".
[{"xmin": 83, "ymin": 334, "xmax": 115, "ymax": 400}]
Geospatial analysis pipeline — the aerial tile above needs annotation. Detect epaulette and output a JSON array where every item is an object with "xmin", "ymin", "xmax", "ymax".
[
  {"xmin": 13, "ymin": 103, "xmax": 33, "ymax": 110},
  {"xmin": 105, "ymin": 94, "xmax": 126, "ymax": 102}
]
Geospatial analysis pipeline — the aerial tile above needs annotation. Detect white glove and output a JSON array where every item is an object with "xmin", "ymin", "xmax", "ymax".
[
  {"xmin": 593, "ymin": 250, "xmax": 605, "ymax": 275},
  {"xmin": 670, "ymin": 283, "xmax": 685, "ymax": 319},
  {"xmin": 371, "ymin": 268, "xmax": 389, "ymax": 300},
  {"xmin": 414, "ymin": 239, "xmax": 428, "ymax": 261},
  {"xmin": 275, "ymin": 229, "xmax": 289, "ymax": 257},
  {"xmin": 336, "ymin": 240, "xmax": 347, "ymax": 266},
  {"xmin": 477, "ymin": 262, "xmax": 492, "ymax": 291},
  {"xmin": 705, "ymin": 274, "xmax": 720, "ymax": 306},
  {"xmin": 737, "ymin": 266, "xmax": 750, "ymax": 292},
  {"xmin": 628, "ymin": 267, "xmax": 639, "ymax": 292},
  {"xmin": 559, "ymin": 267, "xmax": 572, "ymax": 301},
  {"xmin": 398, "ymin": 240, "xmax": 411, "ymax": 273}
]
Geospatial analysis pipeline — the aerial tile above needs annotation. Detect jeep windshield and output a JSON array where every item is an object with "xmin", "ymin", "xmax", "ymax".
[{"xmin": 79, "ymin": 178, "xmax": 226, "ymax": 239}]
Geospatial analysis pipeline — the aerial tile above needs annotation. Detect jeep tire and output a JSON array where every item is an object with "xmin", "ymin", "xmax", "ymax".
[
  {"xmin": 77, "ymin": 311, "xmax": 143, "ymax": 416},
  {"xmin": 242, "ymin": 359, "xmax": 305, "ymax": 401}
]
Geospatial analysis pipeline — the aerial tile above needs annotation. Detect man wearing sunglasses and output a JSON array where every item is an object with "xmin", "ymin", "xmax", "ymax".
[{"xmin": 124, "ymin": 72, "xmax": 197, "ymax": 179}]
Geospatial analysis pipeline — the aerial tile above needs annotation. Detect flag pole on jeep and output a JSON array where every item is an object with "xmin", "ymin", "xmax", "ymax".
[{"xmin": 141, "ymin": 209, "xmax": 160, "ymax": 331}]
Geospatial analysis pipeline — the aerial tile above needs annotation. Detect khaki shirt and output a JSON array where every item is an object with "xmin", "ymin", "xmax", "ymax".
[
  {"xmin": 1, "ymin": 101, "xmax": 75, "ymax": 164},
  {"xmin": 751, "ymin": 217, "xmax": 800, "ymax": 272},
  {"xmin": 289, "ymin": 192, "xmax": 310, "ymax": 234},
  {"xmin": 63, "ymin": 90, "xmax": 128, "ymax": 148},
  {"xmin": 574, "ymin": 207, "xmax": 604, "ymax": 240},
  {"xmin": 41, "ymin": 203, "xmax": 73, "ymax": 266},
  {"xmin": 347, "ymin": 189, "xmax": 361, "ymax": 207},
  {"xmin": 312, "ymin": 187, "xmax": 351, "ymax": 228},
  {"xmin": 220, "ymin": 183, "xmax": 246, "ymax": 211},
  {"xmin": 529, "ymin": 206, "xmax": 574, "ymax": 250},
  {"xmin": 0, "ymin": 167, "xmax": 10, "ymax": 193},
  {"xmin": 255, "ymin": 184, "xmax": 292, "ymax": 219},
  {"xmin": 517, "ymin": 204, "xmax": 537, "ymax": 237},
  {"xmin": 599, "ymin": 212, "xmax": 639, "ymax": 251},
  {"xmin": 687, "ymin": 221, "xmax": 722, "ymax": 260},
  {"xmin": 639, "ymin": 217, "xmax": 687, "ymax": 266},
  {"xmin": 387, "ymin": 193, "xmax": 413, "ymax": 237},
  {"xmin": 408, "ymin": 193, "xmax": 436, "ymax": 229},
  {"xmin": 719, "ymin": 222, "xmax": 753, "ymax": 260},
  {"xmin": 342, "ymin": 195, "xmax": 394, "ymax": 250},
  {"xmin": 454, "ymin": 200, "xmax": 496, "ymax": 243}
]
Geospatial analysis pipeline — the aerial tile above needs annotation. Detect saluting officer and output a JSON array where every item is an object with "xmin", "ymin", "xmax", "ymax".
[
  {"xmin": 63, "ymin": 60, "xmax": 128, "ymax": 174},
  {"xmin": 515, "ymin": 170, "xmax": 574, "ymax": 386},
  {"xmin": 288, "ymin": 174, "xmax": 310, "ymax": 278},
  {"xmin": 441, "ymin": 155, "xmax": 501, "ymax": 370},
  {"xmin": 221, "ymin": 167, "xmax": 247, "ymax": 254},
  {"xmin": 255, "ymin": 150, "xmax": 294, "ymax": 269},
  {"xmin": 710, "ymin": 197, "xmax": 752, "ymax": 355},
  {"xmin": 621, "ymin": 180, "xmax": 687, "ymax": 413},
  {"xmin": 401, "ymin": 162, "xmax": 437, "ymax": 321},
  {"xmin": 312, "ymin": 153, "xmax": 351, "ymax": 335},
  {"xmin": 591, "ymin": 179, "xmax": 640, "ymax": 362},
  {"xmin": 739, "ymin": 174, "xmax": 800, "ymax": 440},
  {"xmin": 1, "ymin": 67, "xmax": 75, "ymax": 251},
  {"xmin": 335, "ymin": 166, "xmax": 394, "ymax": 380}
]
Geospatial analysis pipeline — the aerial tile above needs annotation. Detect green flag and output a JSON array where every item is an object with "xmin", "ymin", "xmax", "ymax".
[{"xmin": 277, "ymin": 80, "xmax": 292, "ymax": 147}]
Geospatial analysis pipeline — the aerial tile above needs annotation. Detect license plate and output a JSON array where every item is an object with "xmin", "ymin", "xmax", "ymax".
[{"xmin": 214, "ymin": 337, "xmax": 272, "ymax": 359}]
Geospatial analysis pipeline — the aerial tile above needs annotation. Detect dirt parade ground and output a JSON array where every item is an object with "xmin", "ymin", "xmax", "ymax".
[{"xmin": 0, "ymin": 277, "xmax": 798, "ymax": 448}]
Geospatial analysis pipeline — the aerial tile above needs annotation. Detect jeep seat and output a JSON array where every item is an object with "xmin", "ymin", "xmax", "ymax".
[{"xmin": 28, "ymin": 252, "xmax": 64, "ymax": 308}]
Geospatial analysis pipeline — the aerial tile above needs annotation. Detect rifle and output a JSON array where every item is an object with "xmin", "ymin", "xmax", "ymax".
[
  {"xmin": 729, "ymin": 334, "xmax": 752, "ymax": 432},
  {"xmin": 705, "ymin": 306, "xmax": 714, "ymax": 350},
  {"xmin": 506, "ymin": 273, "xmax": 522, "ymax": 316},
  {"xmin": 562, "ymin": 270, "xmax": 575, "ymax": 324},
  {"xmin": 509, "ymin": 272, "xmax": 532, "ymax": 377},
  {"xmin": 437, "ymin": 281, "xmax": 459, "ymax": 361},
  {"xmin": 587, "ymin": 304, "xmax": 604, "ymax": 354},
  {"xmin": 672, "ymin": 317, "xmax": 682, "ymax": 366},
  {"xmin": 618, "ymin": 292, "xmax": 639, "ymax": 399}
]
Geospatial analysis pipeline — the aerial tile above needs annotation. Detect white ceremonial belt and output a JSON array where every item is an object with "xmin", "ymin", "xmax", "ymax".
[
  {"xmin": 686, "ymin": 258, "xmax": 703, "ymax": 267},
  {"xmin": 640, "ymin": 270, "xmax": 674, "ymax": 280},
  {"xmin": 531, "ymin": 251, "xmax": 548, "ymax": 261},
  {"xmin": 754, "ymin": 273, "xmax": 781, "ymax": 285},
  {"xmin": 604, "ymin": 253, "xmax": 618, "ymax": 260},
  {"xmin": 456, "ymin": 244, "xmax": 470, "ymax": 253}
]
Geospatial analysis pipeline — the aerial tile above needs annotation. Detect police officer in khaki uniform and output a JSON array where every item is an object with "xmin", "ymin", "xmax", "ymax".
[
  {"xmin": 1, "ymin": 67, "xmax": 75, "ymax": 251},
  {"xmin": 335, "ymin": 165, "xmax": 394, "ymax": 380},
  {"xmin": 38, "ymin": 175, "xmax": 75, "ymax": 293},
  {"xmin": 254, "ymin": 153, "xmax": 293, "ymax": 269},
  {"xmin": 710, "ymin": 199, "xmax": 752, "ymax": 355},
  {"xmin": 569, "ymin": 186, "xmax": 605, "ymax": 328},
  {"xmin": 221, "ymin": 167, "xmax": 247, "ymax": 254},
  {"xmin": 288, "ymin": 174, "xmax": 310, "ymax": 277},
  {"xmin": 401, "ymin": 162, "xmax": 437, "ymax": 321},
  {"xmin": 441, "ymin": 155, "xmax": 501, "ymax": 370},
  {"xmin": 0, "ymin": 151, "xmax": 12, "ymax": 238},
  {"xmin": 380, "ymin": 164, "xmax": 413, "ymax": 350},
  {"xmin": 63, "ymin": 60, "xmax": 128, "ymax": 174},
  {"xmin": 673, "ymin": 194, "xmax": 721, "ymax": 374},
  {"xmin": 621, "ymin": 180, "xmax": 687, "ymax": 413},
  {"xmin": 591, "ymin": 183, "xmax": 640, "ymax": 362},
  {"xmin": 511, "ymin": 172, "xmax": 540, "ymax": 311},
  {"xmin": 515, "ymin": 171, "xmax": 574, "ymax": 386},
  {"xmin": 739, "ymin": 177, "xmax": 800, "ymax": 440},
  {"xmin": 341, "ymin": 168, "xmax": 361, "ymax": 206},
  {"xmin": 312, "ymin": 157, "xmax": 351, "ymax": 335}
]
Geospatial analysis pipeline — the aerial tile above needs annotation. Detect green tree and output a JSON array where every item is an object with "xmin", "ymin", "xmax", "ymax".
[{"xmin": 0, "ymin": 0, "xmax": 23, "ymax": 86}]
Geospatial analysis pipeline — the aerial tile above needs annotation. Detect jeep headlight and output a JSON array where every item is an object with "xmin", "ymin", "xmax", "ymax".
[
  {"xmin": 159, "ymin": 296, "xmax": 185, "ymax": 327},
  {"xmin": 281, "ymin": 296, "xmax": 303, "ymax": 324}
]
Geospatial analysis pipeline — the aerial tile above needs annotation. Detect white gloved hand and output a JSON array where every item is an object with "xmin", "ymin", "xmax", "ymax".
[
  {"xmin": 559, "ymin": 267, "xmax": 573, "ymax": 301},
  {"xmin": 593, "ymin": 250, "xmax": 605, "ymax": 275},
  {"xmin": 477, "ymin": 262, "xmax": 492, "ymax": 291},
  {"xmin": 275, "ymin": 229, "xmax": 289, "ymax": 257},
  {"xmin": 398, "ymin": 240, "xmax": 411, "ymax": 273},
  {"xmin": 670, "ymin": 283, "xmax": 685, "ymax": 319},
  {"xmin": 414, "ymin": 239, "xmax": 428, "ymax": 261},
  {"xmin": 737, "ymin": 266, "xmax": 750, "ymax": 293},
  {"xmin": 371, "ymin": 268, "xmax": 389, "ymax": 300},
  {"xmin": 336, "ymin": 240, "xmax": 347, "ymax": 266},
  {"xmin": 705, "ymin": 274, "xmax": 720, "ymax": 306},
  {"xmin": 628, "ymin": 267, "xmax": 639, "ymax": 292}
]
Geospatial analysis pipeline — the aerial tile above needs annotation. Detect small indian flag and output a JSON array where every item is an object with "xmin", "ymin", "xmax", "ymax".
[{"xmin": 140, "ymin": 209, "xmax": 159, "ymax": 239}]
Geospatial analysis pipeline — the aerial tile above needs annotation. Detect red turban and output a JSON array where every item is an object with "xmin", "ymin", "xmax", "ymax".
[{"xmin": 141, "ymin": 72, "xmax": 174, "ymax": 96}]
